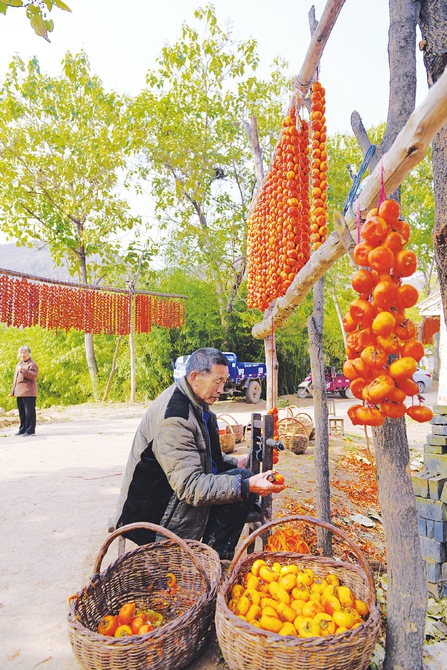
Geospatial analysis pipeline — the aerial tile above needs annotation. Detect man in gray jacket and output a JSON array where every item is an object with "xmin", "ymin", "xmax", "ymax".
[{"xmin": 114, "ymin": 348, "xmax": 285, "ymax": 559}]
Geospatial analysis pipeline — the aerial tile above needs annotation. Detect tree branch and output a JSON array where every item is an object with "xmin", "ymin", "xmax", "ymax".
[{"xmin": 350, "ymin": 111, "xmax": 372, "ymax": 155}]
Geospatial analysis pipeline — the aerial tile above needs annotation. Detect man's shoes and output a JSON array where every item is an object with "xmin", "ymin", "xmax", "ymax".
[
  {"xmin": 15, "ymin": 430, "xmax": 25, "ymax": 435},
  {"xmin": 22, "ymin": 432, "xmax": 35, "ymax": 437}
]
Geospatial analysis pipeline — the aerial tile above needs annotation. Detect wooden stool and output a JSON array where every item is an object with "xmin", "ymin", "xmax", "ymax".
[
  {"xmin": 327, "ymin": 399, "xmax": 336, "ymax": 416},
  {"xmin": 329, "ymin": 417, "xmax": 344, "ymax": 435}
]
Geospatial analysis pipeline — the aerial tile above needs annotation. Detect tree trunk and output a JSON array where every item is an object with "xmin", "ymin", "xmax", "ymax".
[
  {"xmin": 308, "ymin": 277, "xmax": 332, "ymax": 555},
  {"xmin": 374, "ymin": 418, "xmax": 427, "ymax": 670},
  {"xmin": 102, "ymin": 336, "xmax": 122, "ymax": 402},
  {"xmin": 264, "ymin": 332, "xmax": 278, "ymax": 412},
  {"xmin": 79, "ymin": 252, "xmax": 98, "ymax": 400},
  {"xmin": 418, "ymin": 0, "xmax": 447, "ymax": 327}
]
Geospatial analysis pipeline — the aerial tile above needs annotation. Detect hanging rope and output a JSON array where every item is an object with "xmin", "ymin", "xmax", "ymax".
[{"xmin": 342, "ymin": 143, "xmax": 376, "ymax": 218}]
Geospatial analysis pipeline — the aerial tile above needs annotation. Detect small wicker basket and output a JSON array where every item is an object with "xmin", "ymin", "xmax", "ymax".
[
  {"xmin": 217, "ymin": 413, "xmax": 245, "ymax": 443},
  {"xmin": 215, "ymin": 515, "xmax": 381, "ymax": 670},
  {"xmin": 277, "ymin": 417, "xmax": 309, "ymax": 454},
  {"xmin": 285, "ymin": 407, "xmax": 315, "ymax": 439},
  {"xmin": 67, "ymin": 522, "xmax": 221, "ymax": 670},
  {"xmin": 217, "ymin": 415, "xmax": 237, "ymax": 453}
]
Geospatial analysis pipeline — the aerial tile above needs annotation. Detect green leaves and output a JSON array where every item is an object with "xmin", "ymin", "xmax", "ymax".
[
  {"xmin": 1, "ymin": 0, "xmax": 71, "ymax": 41},
  {"xmin": 0, "ymin": 51, "xmax": 134, "ymax": 282}
]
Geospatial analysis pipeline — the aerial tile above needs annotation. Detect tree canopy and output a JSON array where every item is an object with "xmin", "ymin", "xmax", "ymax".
[
  {"xmin": 0, "ymin": 51, "xmax": 136, "ymax": 283},
  {"xmin": 129, "ymin": 5, "xmax": 291, "ymax": 334}
]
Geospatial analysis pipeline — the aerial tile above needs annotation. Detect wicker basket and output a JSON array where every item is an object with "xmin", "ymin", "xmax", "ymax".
[
  {"xmin": 218, "ymin": 416, "xmax": 236, "ymax": 454},
  {"xmin": 284, "ymin": 408, "xmax": 315, "ymax": 439},
  {"xmin": 217, "ymin": 413, "xmax": 245, "ymax": 443},
  {"xmin": 67, "ymin": 522, "xmax": 221, "ymax": 670},
  {"xmin": 277, "ymin": 417, "xmax": 309, "ymax": 454},
  {"xmin": 215, "ymin": 515, "xmax": 381, "ymax": 670}
]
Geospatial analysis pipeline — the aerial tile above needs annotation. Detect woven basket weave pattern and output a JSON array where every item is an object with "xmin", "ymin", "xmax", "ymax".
[
  {"xmin": 68, "ymin": 526, "xmax": 220, "ymax": 670},
  {"xmin": 215, "ymin": 516, "xmax": 381, "ymax": 670},
  {"xmin": 277, "ymin": 417, "xmax": 309, "ymax": 454}
]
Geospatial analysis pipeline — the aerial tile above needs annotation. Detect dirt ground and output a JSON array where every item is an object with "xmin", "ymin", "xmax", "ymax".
[{"xmin": 0, "ymin": 390, "xmax": 436, "ymax": 670}]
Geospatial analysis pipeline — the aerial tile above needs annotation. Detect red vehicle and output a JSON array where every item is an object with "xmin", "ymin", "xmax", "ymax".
[{"xmin": 297, "ymin": 366, "xmax": 354, "ymax": 399}]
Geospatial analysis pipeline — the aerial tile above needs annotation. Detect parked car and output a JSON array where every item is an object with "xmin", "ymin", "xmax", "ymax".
[{"xmin": 413, "ymin": 368, "xmax": 432, "ymax": 393}]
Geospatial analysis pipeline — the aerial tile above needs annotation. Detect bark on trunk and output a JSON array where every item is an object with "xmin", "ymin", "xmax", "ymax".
[
  {"xmin": 79, "ymin": 252, "xmax": 98, "ymax": 400},
  {"xmin": 102, "ymin": 336, "xmax": 122, "ymax": 402},
  {"xmin": 308, "ymin": 277, "xmax": 332, "ymax": 555},
  {"xmin": 418, "ymin": 0, "xmax": 447, "ymax": 328},
  {"xmin": 374, "ymin": 418, "xmax": 427, "ymax": 670}
]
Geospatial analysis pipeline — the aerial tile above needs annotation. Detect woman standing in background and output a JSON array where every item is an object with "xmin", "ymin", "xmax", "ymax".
[{"xmin": 9, "ymin": 345, "xmax": 38, "ymax": 436}]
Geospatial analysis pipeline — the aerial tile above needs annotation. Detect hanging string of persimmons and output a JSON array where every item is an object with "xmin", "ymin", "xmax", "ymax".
[
  {"xmin": 246, "ymin": 78, "xmax": 433, "ymax": 431},
  {"xmin": 0, "ymin": 270, "xmax": 186, "ymax": 335}
]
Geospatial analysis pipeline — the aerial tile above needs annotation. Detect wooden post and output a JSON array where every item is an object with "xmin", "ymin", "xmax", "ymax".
[{"xmin": 309, "ymin": 277, "xmax": 332, "ymax": 555}]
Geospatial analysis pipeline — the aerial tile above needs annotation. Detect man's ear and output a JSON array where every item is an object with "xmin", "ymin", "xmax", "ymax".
[{"xmin": 187, "ymin": 370, "xmax": 199, "ymax": 385}]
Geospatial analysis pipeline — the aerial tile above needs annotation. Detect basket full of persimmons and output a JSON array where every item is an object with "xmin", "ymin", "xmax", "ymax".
[{"xmin": 215, "ymin": 515, "xmax": 381, "ymax": 670}]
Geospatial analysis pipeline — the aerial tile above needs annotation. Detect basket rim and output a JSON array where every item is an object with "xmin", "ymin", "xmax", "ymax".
[
  {"xmin": 217, "ymin": 413, "xmax": 243, "ymax": 428},
  {"xmin": 277, "ymin": 417, "xmax": 308, "ymax": 436}
]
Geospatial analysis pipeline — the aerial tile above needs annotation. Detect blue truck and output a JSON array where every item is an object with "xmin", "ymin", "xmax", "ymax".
[{"xmin": 173, "ymin": 351, "xmax": 266, "ymax": 403}]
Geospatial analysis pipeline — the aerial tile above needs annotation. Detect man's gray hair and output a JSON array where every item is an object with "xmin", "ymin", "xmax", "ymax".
[
  {"xmin": 185, "ymin": 348, "xmax": 228, "ymax": 377},
  {"xmin": 18, "ymin": 345, "xmax": 31, "ymax": 356}
]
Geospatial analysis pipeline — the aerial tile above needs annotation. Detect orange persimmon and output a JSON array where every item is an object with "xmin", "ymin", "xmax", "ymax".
[
  {"xmin": 389, "ymin": 356, "xmax": 418, "ymax": 380},
  {"xmin": 394, "ymin": 249, "xmax": 417, "ymax": 278},
  {"xmin": 400, "ymin": 340, "xmax": 424, "ymax": 362},
  {"xmin": 406, "ymin": 405, "xmax": 434, "ymax": 423},
  {"xmin": 368, "ymin": 245, "xmax": 395, "ymax": 272},
  {"xmin": 361, "ymin": 216, "xmax": 388, "ymax": 245},
  {"xmin": 351, "ymin": 269, "xmax": 377, "ymax": 294},
  {"xmin": 380, "ymin": 401, "xmax": 407, "ymax": 419}
]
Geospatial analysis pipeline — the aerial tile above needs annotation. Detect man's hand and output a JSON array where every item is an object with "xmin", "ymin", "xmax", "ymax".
[
  {"xmin": 236, "ymin": 455, "xmax": 247, "ymax": 468},
  {"xmin": 248, "ymin": 471, "xmax": 287, "ymax": 497}
]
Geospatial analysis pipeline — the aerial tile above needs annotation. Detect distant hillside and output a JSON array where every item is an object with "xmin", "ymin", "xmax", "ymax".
[{"xmin": 0, "ymin": 242, "xmax": 72, "ymax": 280}]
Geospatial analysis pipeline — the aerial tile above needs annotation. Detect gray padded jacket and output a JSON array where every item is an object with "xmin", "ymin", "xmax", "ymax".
[{"xmin": 113, "ymin": 376, "xmax": 243, "ymax": 545}]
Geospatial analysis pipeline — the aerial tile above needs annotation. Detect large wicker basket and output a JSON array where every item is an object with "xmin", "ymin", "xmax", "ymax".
[
  {"xmin": 217, "ymin": 413, "xmax": 245, "ymax": 443},
  {"xmin": 277, "ymin": 417, "xmax": 309, "ymax": 454},
  {"xmin": 215, "ymin": 515, "xmax": 381, "ymax": 670},
  {"xmin": 68, "ymin": 522, "xmax": 221, "ymax": 670}
]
